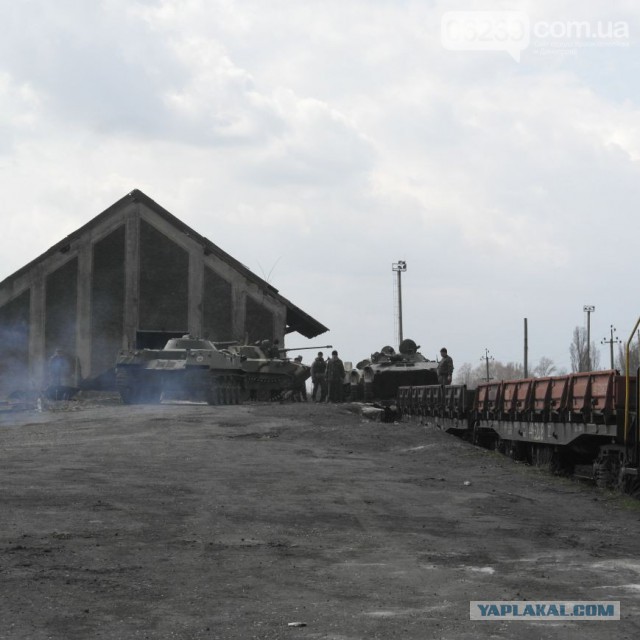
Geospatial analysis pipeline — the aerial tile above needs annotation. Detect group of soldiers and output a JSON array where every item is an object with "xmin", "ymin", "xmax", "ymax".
[
  {"xmin": 289, "ymin": 350, "xmax": 346, "ymax": 403},
  {"xmin": 291, "ymin": 346, "xmax": 454, "ymax": 403}
]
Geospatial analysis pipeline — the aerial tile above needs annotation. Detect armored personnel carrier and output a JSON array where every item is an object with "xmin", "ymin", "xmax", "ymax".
[
  {"xmin": 224, "ymin": 343, "xmax": 307, "ymax": 401},
  {"xmin": 223, "ymin": 343, "xmax": 330, "ymax": 401},
  {"xmin": 115, "ymin": 336, "xmax": 243, "ymax": 405},
  {"xmin": 351, "ymin": 338, "xmax": 438, "ymax": 402}
]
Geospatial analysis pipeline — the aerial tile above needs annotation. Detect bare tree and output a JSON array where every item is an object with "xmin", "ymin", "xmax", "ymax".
[
  {"xmin": 453, "ymin": 360, "xmax": 523, "ymax": 388},
  {"xmin": 493, "ymin": 361, "xmax": 524, "ymax": 380},
  {"xmin": 569, "ymin": 326, "xmax": 600, "ymax": 372},
  {"xmin": 532, "ymin": 356, "xmax": 557, "ymax": 377},
  {"xmin": 616, "ymin": 338, "xmax": 640, "ymax": 374},
  {"xmin": 454, "ymin": 362, "xmax": 474, "ymax": 387}
]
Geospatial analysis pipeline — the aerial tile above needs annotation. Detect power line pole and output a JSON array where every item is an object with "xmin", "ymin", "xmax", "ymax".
[
  {"xmin": 481, "ymin": 348, "xmax": 494, "ymax": 383},
  {"xmin": 601, "ymin": 324, "xmax": 621, "ymax": 370},
  {"xmin": 523, "ymin": 317, "xmax": 528, "ymax": 378},
  {"xmin": 392, "ymin": 260, "xmax": 406, "ymax": 347},
  {"xmin": 584, "ymin": 304, "xmax": 595, "ymax": 371}
]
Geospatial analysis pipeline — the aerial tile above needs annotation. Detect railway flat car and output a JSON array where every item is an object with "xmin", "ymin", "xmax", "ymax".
[{"xmin": 398, "ymin": 369, "xmax": 640, "ymax": 493}]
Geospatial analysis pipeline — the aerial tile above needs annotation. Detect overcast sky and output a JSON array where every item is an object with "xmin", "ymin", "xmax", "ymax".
[{"xmin": 1, "ymin": 0, "xmax": 639, "ymax": 372}]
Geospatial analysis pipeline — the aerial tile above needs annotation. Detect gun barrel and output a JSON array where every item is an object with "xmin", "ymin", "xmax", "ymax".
[{"xmin": 281, "ymin": 344, "xmax": 333, "ymax": 352}]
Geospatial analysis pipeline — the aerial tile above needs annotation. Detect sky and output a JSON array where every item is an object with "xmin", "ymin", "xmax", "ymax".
[{"xmin": 1, "ymin": 0, "xmax": 639, "ymax": 373}]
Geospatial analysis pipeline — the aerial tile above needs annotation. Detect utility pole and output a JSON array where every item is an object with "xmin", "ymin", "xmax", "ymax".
[
  {"xmin": 481, "ymin": 348, "xmax": 494, "ymax": 383},
  {"xmin": 523, "ymin": 318, "xmax": 528, "ymax": 378},
  {"xmin": 584, "ymin": 305, "xmax": 595, "ymax": 371},
  {"xmin": 601, "ymin": 324, "xmax": 621, "ymax": 370},
  {"xmin": 392, "ymin": 260, "xmax": 407, "ymax": 347}
]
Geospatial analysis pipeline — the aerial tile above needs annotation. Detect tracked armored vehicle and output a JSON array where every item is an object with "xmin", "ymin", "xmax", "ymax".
[
  {"xmin": 116, "ymin": 336, "xmax": 243, "ymax": 405},
  {"xmin": 224, "ymin": 344, "xmax": 309, "ymax": 401},
  {"xmin": 351, "ymin": 339, "xmax": 438, "ymax": 402},
  {"xmin": 221, "ymin": 343, "xmax": 331, "ymax": 401}
]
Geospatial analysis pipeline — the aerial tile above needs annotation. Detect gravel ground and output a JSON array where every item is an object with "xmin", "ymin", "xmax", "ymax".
[{"xmin": 0, "ymin": 399, "xmax": 639, "ymax": 639}]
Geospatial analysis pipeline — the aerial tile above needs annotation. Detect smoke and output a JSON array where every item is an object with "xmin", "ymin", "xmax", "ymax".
[{"xmin": 0, "ymin": 323, "xmax": 30, "ymax": 399}]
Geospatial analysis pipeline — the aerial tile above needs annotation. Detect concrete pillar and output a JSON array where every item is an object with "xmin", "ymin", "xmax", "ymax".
[
  {"xmin": 76, "ymin": 241, "xmax": 92, "ymax": 378},
  {"xmin": 123, "ymin": 210, "xmax": 140, "ymax": 350},
  {"xmin": 28, "ymin": 276, "xmax": 46, "ymax": 389},
  {"xmin": 188, "ymin": 249, "xmax": 204, "ymax": 337}
]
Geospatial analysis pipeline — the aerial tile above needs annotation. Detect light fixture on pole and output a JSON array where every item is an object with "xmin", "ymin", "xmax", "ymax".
[
  {"xmin": 392, "ymin": 260, "xmax": 407, "ymax": 347},
  {"xmin": 584, "ymin": 305, "xmax": 595, "ymax": 371}
]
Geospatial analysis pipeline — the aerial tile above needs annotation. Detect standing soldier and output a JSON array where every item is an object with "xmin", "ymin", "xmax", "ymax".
[
  {"xmin": 310, "ymin": 351, "xmax": 327, "ymax": 402},
  {"xmin": 291, "ymin": 355, "xmax": 308, "ymax": 402},
  {"xmin": 268, "ymin": 338, "xmax": 282, "ymax": 359},
  {"xmin": 437, "ymin": 348, "xmax": 454, "ymax": 385},
  {"xmin": 326, "ymin": 350, "xmax": 346, "ymax": 403},
  {"xmin": 47, "ymin": 348, "xmax": 74, "ymax": 400}
]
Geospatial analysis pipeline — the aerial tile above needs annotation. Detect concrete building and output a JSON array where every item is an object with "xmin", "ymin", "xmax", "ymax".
[{"xmin": 0, "ymin": 189, "xmax": 327, "ymax": 396}]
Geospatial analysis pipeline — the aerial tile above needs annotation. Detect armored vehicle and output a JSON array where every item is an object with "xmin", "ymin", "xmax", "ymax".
[
  {"xmin": 224, "ymin": 343, "xmax": 331, "ymax": 401},
  {"xmin": 116, "ymin": 336, "xmax": 243, "ymax": 405},
  {"xmin": 352, "ymin": 338, "xmax": 438, "ymax": 402},
  {"xmin": 224, "ymin": 344, "xmax": 306, "ymax": 401}
]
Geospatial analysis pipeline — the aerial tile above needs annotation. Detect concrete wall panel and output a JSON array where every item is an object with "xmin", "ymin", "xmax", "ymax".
[
  {"xmin": 245, "ymin": 295, "xmax": 275, "ymax": 344},
  {"xmin": 91, "ymin": 225, "xmax": 126, "ymax": 378},
  {"xmin": 139, "ymin": 220, "xmax": 189, "ymax": 332},
  {"xmin": 0, "ymin": 290, "xmax": 30, "ymax": 394},
  {"xmin": 44, "ymin": 257, "xmax": 78, "ymax": 359},
  {"xmin": 203, "ymin": 267, "xmax": 233, "ymax": 342}
]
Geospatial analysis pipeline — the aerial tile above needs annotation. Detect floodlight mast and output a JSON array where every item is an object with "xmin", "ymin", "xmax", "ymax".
[
  {"xmin": 584, "ymin": 305, "xmax": 595, "ymax": 371},
  {"xmin": 392, "ymin": 260, "xmax": 407, "ymax": 347}
]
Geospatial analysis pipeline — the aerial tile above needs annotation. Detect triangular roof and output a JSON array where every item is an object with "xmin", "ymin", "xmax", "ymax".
[{"xmin": 0, "ymin": 189, "xmax": 328, "ymax": 338}]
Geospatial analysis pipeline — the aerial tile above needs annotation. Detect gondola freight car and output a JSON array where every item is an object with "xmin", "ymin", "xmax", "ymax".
[{"xmin": 398, "ymin": 368, "xmax": 640, "ymax": 494}]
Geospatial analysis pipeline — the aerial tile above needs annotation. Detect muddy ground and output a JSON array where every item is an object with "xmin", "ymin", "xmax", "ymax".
[{"xmin": 0, "ymin": 399, "xmax": 639, "ymax": 639}]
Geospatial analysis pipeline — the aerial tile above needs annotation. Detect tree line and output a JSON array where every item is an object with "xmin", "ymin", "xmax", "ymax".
[{"xmin": 454, "ymin": 326, "xmax": 640, "ymax": 388}]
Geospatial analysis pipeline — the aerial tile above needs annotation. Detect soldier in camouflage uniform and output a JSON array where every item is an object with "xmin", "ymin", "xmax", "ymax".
[
  {"xmin": 437, "ymin": 347, "xmax": 454, "ymax": 385},
  {"xmin": 311, "ymin": 352, "xmax": 327, "ymax": 402},
  {"xmin": 326, "ymin": 350, "xmax": 346, "ymax": 403}
]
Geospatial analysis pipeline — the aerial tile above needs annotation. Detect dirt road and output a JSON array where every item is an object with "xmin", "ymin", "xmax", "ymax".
[{"xmin": 1, "ymin": 400, "xmax": 639, "ymax": 639}]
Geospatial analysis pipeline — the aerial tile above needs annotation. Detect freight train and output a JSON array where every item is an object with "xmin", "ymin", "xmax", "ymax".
[{"xmin": 397, "ymin": 368, "xmax": 640, "ymax": 495}]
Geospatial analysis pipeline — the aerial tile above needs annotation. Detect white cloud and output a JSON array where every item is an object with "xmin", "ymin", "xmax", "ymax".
[{"xmin": 1, "ymin": 0, "xmax": 640, "ymax": 370}]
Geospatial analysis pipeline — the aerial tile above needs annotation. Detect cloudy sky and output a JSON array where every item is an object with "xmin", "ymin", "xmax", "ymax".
[{"xmin": 1, "ymin": 0, "xmax": 639, "ymax": 372}]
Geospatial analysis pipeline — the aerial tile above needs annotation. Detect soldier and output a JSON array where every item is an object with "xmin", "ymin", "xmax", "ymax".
[
  {"xmin": 268, "ymin": 338, "xmax": 281, "ymax": 359},
  {"xmin": 326, "ymin": 350, "xmax": 346, "ymax": 403},
  {"xmin": 437, "ymin": 347, "xmax": 454, "ymax": 386},
  {"xmin": 47, "ymin": 348, "xmax": 73, "ymax": 400},
  {"xmin": 291, "ymin": 355, "xmax": 308, "ymax": 402},
  {"xmin": 310, "ymin": 351, "xmax": 327, "ymax": 402}
]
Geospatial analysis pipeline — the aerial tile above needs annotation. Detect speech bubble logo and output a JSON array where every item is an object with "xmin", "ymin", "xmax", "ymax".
[{"xmin": 441, "ymin": 11, "xmax": 530, "ymax": 62}]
